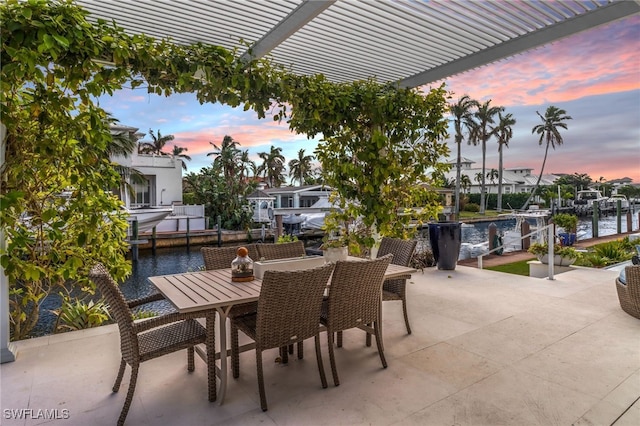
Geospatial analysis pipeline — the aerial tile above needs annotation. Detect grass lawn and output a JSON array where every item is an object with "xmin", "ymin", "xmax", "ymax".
[
  {"xmin": 458, "ymin": 210, "xmax": 503, "ymax": 220},
  {"xmin": 486, "ymin": 258, "xmax": 535, "ymax": 276}
]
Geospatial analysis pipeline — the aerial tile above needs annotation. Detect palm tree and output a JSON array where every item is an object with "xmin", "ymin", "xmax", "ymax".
[
  {"xmin": 449, "ymin": 95, "xmax": 477, "ymax": 217},
  {"xmin": 460, "ymin": 174, "xmax": 471, "ymax": 194},
  {"xmin": 238, "ymin": 150, "xmax": 255, "ymax": 180},
  {"xmin": 257, "ymin": 146, "xmax": 286, "ymax": 188},
  {"xmin": 207, "ymin": 135, "xmax": 240, "ymax": 181},
  {"xmin": 486, "ymin": 168, "xmax": 499, "ymax": 211},
  {"xmin": 171, "ymin": 145, "xmax": 191, "ymax": 171},
  {"xmin": 493, "ymin": 112, "xmax": 516, "ymax": 212},
  {"xmin": 474, "ymin": 172, "xmax": 484, "ymax": 186},
  {"xmin": 522, "ymin": 106, "xmax": 572, "ymax": 210},
  {"xmin": 288, "ymin": 149, "xmax": 315, "ymax": 186},
  {"xmin": 103, "ymin": 116, "xmax": 147, "ymax": 203},
  {"xmin": 138, "ymin": 129, "xmax": 174, "ymax": 155},
  {"xmin": 469, "ymin": 100, "xmax": 504, "ymax": 214}
]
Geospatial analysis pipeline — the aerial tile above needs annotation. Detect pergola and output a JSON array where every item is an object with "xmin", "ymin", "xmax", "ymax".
[
  {"xmin": 76, "ymin": 0, "xmax": 640, "ymax": 87},
  {"xmin": 2, "ymin": 0, "xmax": 639, "ymax": 362}
]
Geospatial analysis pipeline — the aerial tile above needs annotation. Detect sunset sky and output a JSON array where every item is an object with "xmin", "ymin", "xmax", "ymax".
[{"xmin": 98, "ymin": 14, "xmax": 640, "ymax": 183}]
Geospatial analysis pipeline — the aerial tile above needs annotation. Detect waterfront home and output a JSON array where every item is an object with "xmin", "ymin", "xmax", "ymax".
[
  {"xmin": 444, "ymin": 158, "xmax": 560, "ymax": 196},
  {"xmin": 110, "ymin": 125, "xmax": 183, "ymax": 208}
]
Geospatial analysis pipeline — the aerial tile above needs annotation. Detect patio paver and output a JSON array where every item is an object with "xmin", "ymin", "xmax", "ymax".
[{"xmin": 1, "ymin": 265, "xmax": 638, "ymax": 426}]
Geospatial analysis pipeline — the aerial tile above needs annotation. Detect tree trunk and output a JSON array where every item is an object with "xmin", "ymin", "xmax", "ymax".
[
  {"xmin": 497, "ymin": 144, "xmax": 503, "ymax": 212},
  {"xmin": 522, "ymin": 142, "xmax": 550, "ymax": 210},
  {"xmin": 454, "ymin": 139, "xmax": 461, "ymax": 218},
  {"xmin": 479, "ymin": 138, "xmax": 487, "ymax": 214}
]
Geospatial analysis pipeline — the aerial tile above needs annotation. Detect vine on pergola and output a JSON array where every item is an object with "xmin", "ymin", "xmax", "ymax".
[{"xmin": 1, "ymin": 0, "xmax": 450, "ymax": 338}]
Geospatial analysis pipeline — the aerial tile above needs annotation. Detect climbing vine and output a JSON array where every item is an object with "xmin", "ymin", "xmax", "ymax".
[{"xmin": 1, "ymin": 0, "xmax": 450, "ymax": 339}]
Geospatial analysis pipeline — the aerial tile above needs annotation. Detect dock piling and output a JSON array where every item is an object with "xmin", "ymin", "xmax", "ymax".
[{"xmin": 132, "ymin": 220, "xmax": 138, "ymax": 261}]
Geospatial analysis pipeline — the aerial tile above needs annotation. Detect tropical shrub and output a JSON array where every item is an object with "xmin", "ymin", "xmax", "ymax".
[
  {"xmin": 527, "ymin": 242, "xmax": 578, "ymax": 259},
  {"xmin": 574, "ymin": 239, "xmax": 634, "ymax": 267},
  {"xmin": 553, "ymin": 213, "xmax": 578, "ymax": 233},
  {"xmin": 277, "ymin": 234, "xmax": 299, "ymax": 243},
  {"xmin": 464, "ymin": 203, "xmax": 480, "ymax": 212},
  {"xmin": 52, "ymin": 297, "xmax": 111, "ymax": 333}
]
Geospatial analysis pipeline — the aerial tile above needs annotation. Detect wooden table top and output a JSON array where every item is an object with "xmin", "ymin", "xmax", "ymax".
[
  {"xmin": 149, "ymin": 269, "xmax": 262, "ymax": 313},
  {"xmin": 149, "ymin": 259, "xmax": 417, "ymax": 313}
]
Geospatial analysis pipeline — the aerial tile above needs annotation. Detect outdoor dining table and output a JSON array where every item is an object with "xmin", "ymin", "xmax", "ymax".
[{"xmin": 148, "ymin": 257, "xmax": 417, "ymax": 404}]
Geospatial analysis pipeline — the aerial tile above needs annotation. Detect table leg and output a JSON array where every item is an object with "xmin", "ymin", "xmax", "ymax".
[{"xmin": 216, "ymin": 307, "xmax": 231, "ymax": 405}]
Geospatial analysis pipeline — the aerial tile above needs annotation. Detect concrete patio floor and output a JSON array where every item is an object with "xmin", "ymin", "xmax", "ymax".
[{"xmin": 1, "ymin": 265, "xmax": 639, "ymax": 426}]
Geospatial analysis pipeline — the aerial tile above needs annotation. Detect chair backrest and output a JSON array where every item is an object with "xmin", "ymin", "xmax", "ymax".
[
  {"xmin": 626, "ymin": 265, "xmax": 640, "ymax": 289},
  {"xmin": 201, "ymin": 245, "xmax": 259, "ymax": 270},
  {"xmin": 256, "ymin": 263, "xmax": 334, "ymax": 350},
  {"xmin": 256, "ymin": 241, "xmax": 305, "ymax": 261},
  {"xmin": 325, "ymin": 254, "xmax": 393, "ymax": 331},
  {"xmin": 377, "ymin": 237, "xmax": 416, "ymax": 267},
  {"xmin": 88, "ymin": 263, "xmax": 138, "ymax": 363}
]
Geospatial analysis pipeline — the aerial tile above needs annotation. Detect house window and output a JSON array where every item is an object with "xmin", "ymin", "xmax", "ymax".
[{"xmin": 132, "ymin": 176, "xmax": 155, "ymax": 207}]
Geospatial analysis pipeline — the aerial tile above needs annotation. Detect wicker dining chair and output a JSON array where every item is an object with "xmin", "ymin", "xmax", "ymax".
[
  {"xmin": 229, "ymin": 263, "xmax": 335, "ymax": 411},
  {"xmin": 616, "ymin": 265, "xmax": 640, "ymax": 319},
  {"xmin": 256, "ymin": 240, "xmax": 306, "ymax": 260},
  {"xmin": 89, "ymin": 263, "xmax": 215, "ymax": 426},
  {"xmin": 201, "ymin": 244, "xmax": 259, "ymax": 269},
  {"xmin": 376, "ymin": 237, "xmax": 417, "ymax": 336},
  {"xmin": 321, "ymin": 254, "xmax": 393, "ymax": 386}
]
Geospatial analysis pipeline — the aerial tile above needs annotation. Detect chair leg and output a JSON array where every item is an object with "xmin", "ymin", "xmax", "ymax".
[
  {"xmin": 374, "ymin": 321, "xmax": 387, "ymax": 369},
  {"xmin": 256, "ymin": 350, "xmax": 268, "ymax": 411},
  {"xmin": 231, "ymin": 323, "xmax": 240, "ymax": 379},
  {"xmin": 113, "ymin": 358, "xmax": 127, "ymax": 393},
  {"xmin": 297, "ymin": 341, "xmax": 304, "ymax": 359},
  {"xmin": 327, "ymin": 329, "xmax": 340, "ymax": 386},
  {"xmin": 365, "ymin": 327, "xmax": 372, "ymax": 347},
  {"xmin": 187, "ymin": 347, "xmax": 195, "ymax": 372},
  {"xmin": 118, "ymin": 364, "xmax": 139, "ymax": 426},
  {"xmin": 337, "ymin": 331, "xmax": 343, "ymax": 348},
  {"xmin": 279, "ymin": 346, "xmax": 289, "ymax": 364},
  {"xmin": 206, "ymin": 312, "xmax": 217, "ymax": 402},
  {"xmin": 314, "ymin": 334, "xmax": 328, "ymax": 389},
  {"xmin": 402, "ymin": 298, "xmax": 412, "ymax": 335}
]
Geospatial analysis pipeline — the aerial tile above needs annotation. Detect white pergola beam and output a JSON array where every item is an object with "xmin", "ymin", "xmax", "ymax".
[
  {"xmin": 399, "ymin": 1, "xmax": 640, "ymax": 88},
  {"xmin": 239, "ymin": 0, "xmax": 336, "ymax": 62}
]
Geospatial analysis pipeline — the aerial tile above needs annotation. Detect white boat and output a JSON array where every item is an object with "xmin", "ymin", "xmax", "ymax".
[
  {"xmin": 501, "ymin": 208, "xmax": 551, "ymax": 251},
  {"xmin": 574, "ymin": 189, "xmax": 608, "ymax": 208},
  {"xmin": 125, "ymin": 207, "xmax": 173, "ymax": 233},
  {"xmin": 607, "ymin": 194, "xmax": 629, "ymax": 209}
]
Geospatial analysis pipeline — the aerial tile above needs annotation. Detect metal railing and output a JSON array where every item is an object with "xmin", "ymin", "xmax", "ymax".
[
  {"xmin": 172, "ymin": 204, "xmax": 205, "ymax": 217},
  {"xmin": 477, "ymin": 223, "xmax": 557, "ymax": 280}
]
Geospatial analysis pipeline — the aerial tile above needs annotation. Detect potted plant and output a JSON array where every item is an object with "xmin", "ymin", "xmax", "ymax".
[
  {"xmin": 553, "ymin": 213, "xmax": 578, "ymax": 246},
  {"xmin": 528, "ymin": 242, "xmax": 578, "ymax": 266},
  {"xmin": 320, "ymin": 234, "xmax": 349, "ymax": 262}
]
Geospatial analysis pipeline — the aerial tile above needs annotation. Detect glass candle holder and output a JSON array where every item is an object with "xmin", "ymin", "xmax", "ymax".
[{"xmin": 231, "ymin": 246, "xmax": 254, "ymax": 282}]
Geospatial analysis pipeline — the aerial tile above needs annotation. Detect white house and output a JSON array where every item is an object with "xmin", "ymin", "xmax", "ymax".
[
  {"xmin": 264, "ymin": 184, "xmax": 332, "ymax": 209},
  {"xmin": 445, "ymin": 158, "xmax": 560, "ymax": 196},
  {"xmin": 110, "ymin": 125, "xmax": 183, "ymax": 208}
]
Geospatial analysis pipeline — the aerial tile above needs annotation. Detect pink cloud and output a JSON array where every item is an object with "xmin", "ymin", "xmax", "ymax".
[{"xmin": 441, "ymin": 15, "xmax": 640, "ymax": 107}]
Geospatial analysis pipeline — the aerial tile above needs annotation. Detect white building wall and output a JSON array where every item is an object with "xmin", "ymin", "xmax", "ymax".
[{"xmin": 111, "ymin": 151, "xmax": 183, "ymax": 207}]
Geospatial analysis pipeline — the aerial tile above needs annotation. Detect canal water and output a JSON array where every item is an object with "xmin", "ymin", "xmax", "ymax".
[{"xmin": 30, "ymin": 212, "xmax": 638, "ymax": 337}]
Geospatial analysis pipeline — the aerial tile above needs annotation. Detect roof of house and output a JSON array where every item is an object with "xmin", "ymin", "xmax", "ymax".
[{"xmin": 263, "ymin": 184, "xmax": 331, "ymax": 195}]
